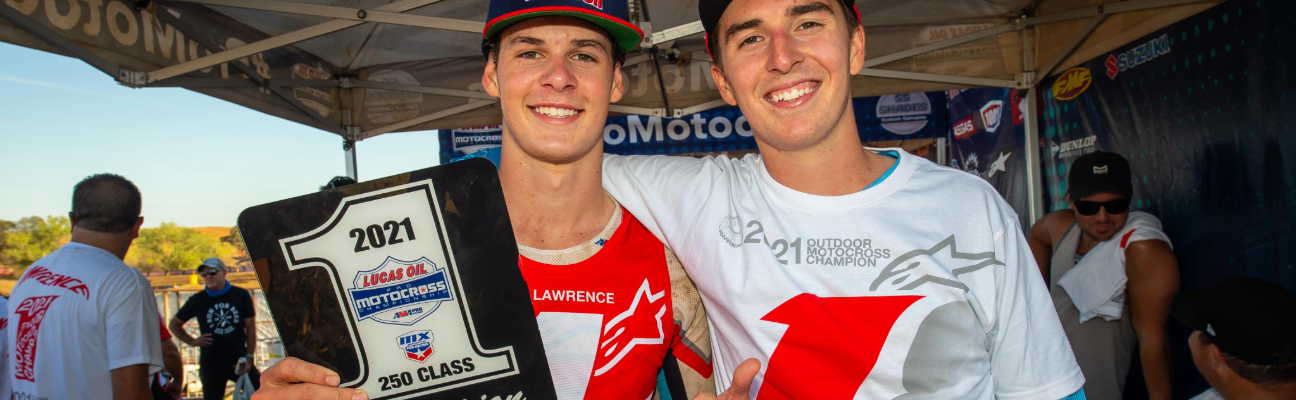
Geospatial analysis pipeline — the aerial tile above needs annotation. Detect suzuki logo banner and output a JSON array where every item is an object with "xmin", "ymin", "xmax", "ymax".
[{"xmin": 439, "ymin": 93, "xmax": 947, "ymax": 163}]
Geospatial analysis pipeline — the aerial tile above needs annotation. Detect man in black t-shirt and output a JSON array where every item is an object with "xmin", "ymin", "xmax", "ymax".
[{"xmin": 169, "ymin": 257, "xmax": 260, "ymax": 400}]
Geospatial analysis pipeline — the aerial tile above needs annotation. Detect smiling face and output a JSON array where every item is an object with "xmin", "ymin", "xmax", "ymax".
[
  {"xmin": 710, "ymin": 0, "xmax": 865, "ymax": 153},
  {"xmin": 1069, "ymin": 192, "xmax": 1131, "ymax": 242},
  {"xmin": 483, "ymin": 17, "xmax": 624, "ymax": 165}
]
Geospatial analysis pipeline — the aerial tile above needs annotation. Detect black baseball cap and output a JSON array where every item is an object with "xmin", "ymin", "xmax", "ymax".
[
  {"xmin": 482, "ymin": 0, "xmax": 643, "ymax": 58},
  {"xmin": 1068, "ymin": 151, "xmax": 1133, "ymax": 200},
  {"xmin": 1172, "ymin": 276, "xmax": 1296, "ymax": 366},
  {"xmin": 699, "ymin": 0, "xmax": 860, "ymax": 58}
]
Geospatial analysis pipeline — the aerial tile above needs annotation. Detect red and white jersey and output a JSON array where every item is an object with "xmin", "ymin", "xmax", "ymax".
[
  {"xmin": 7, "ymin": 242, "xmax": 163, "ymax": 400},
  {"xmin": 519, "ymin": 206, "xmax": 712, "ymax": 400},
  {"xmin": 604, "ymin": 150, "xmax": 1085, "ymax": 400}
]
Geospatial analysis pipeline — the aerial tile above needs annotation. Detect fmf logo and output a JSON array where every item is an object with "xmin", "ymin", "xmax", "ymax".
[
  {"xmin": 397, "ymin": 330, "xmax": 435, "ymax": 363},
  {"xmin": 347, "ymin": 257, "xmax": 452, "ymax": 325},
  {"xmin": 980, "ymin": 101, "xmax": 1004, "ymax": 133},
  {"xmin": 583, "ymin": 0, "xmax": 603, "ymax": 9},
  {"xmin": 953, "ymin": 116, "xmax": 977, "ymax": 138},
  {"xmin": 1105, "ymin": 34, "xmax": 1170, "ymax": 79},
  {"xmin": 1052, "ymin": 68, "xmax": 1092, "ymax": 100}
]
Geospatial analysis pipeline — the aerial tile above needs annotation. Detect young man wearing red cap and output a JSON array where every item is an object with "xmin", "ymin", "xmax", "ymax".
[
  {"xmin": 599, "ymin": 0, "xmax": 1086, "ymax": 399},
  {"xmin": 1172, "ymin": 276, "xmax": 1296, "ymax": 400},
  {"xmin": 251, "ymin": 1, "xmax": 713, "ymax": 400},
  {"xmin": 1028, "ymin": 151, "xmax": 1180, "ymax": 400}
]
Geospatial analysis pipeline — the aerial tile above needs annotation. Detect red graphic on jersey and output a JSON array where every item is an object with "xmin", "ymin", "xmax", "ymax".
[
  {"xmin": 13, "ymin": 295, "xmax": 59, "ymax": 382},
  {"xmin": 594, "ymin": 279, "xmax": 666, "ymax": 376},
  {"xmin": 758, "ymin": 294, "xmax": 923, "ymax": 400},
  {"xmin": 0, "ymin": 318, "xmax": 8, "ymax": 331},
  {"xmin": 18, "ymin": 266, "xmax": 90, "ymax": 299}
]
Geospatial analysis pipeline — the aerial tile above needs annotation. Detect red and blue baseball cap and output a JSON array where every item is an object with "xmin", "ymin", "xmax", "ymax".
[{"xmin": 483, "ymin": 0, "xmax": 644, "ymax": 58}]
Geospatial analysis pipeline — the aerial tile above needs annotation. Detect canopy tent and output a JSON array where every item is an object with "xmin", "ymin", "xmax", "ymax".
[{"xmin": 0, "ymin": 0, "xmax": 1221, "ymax": 221}]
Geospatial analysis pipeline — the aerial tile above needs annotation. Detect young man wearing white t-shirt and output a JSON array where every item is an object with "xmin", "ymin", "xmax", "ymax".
[
  {"xmin": 7, "ymin": 174, "xmax": 163, "ymax": 399},
  {"xmin": 601, "ymin": 0, "xmax": 1086, "ymax": 399}
]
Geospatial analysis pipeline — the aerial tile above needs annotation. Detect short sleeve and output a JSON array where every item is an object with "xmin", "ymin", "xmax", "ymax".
[
  {"xmin": 174, "ymin": 293, "xmax": 198, "ymax": 322},
  {"xmin": 103, "ymin": 272, "xmax": 164, "ymax": 373},
  {"xmin": 242, "ymin": 289, "xmax": 257, "ymax": 319},
  {"xmin": 158, "ymin": 314, "xmax": 171, "ymax": 340},
  {"xmin": 601, "ymin": 154, "xmax": 722, "ymax": 248},
  {"xmin": 988, "ymin": 213, "xmax": 1085, "ymax": 400}
]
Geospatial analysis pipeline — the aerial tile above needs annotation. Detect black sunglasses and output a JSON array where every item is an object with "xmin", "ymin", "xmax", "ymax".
[
  {"xmin": 1074, "ymin": 198, "xmax": 1131, "ymax": 216},
  {"xmin": 201, "ymin": 269, "xmax": 223, "ymax": 277}
]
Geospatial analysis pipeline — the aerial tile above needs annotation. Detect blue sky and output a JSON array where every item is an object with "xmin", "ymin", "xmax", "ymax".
[{"xmin": 0, "ymin": 42, "xmax": 442, "ymax": 228}]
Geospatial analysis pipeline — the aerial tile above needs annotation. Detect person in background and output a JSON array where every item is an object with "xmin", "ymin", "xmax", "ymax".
[
  {"xmin": 1028, "ymin": 151, "xmax": 1180, "ymax": 400},
  {"xmin": 169, "ymin": 257, "xmax": 258, "ymax": 400},
  {"xmin": 153, "ymin": 313, "xmax": 184, "ymax": 399},
  {"xmin": 1172, "ymin": 276, "xmax": 1296, "ymax": 400},
  {"xmin": 7, "ymin": 173, "xmax": 163, "ymax": 399}
]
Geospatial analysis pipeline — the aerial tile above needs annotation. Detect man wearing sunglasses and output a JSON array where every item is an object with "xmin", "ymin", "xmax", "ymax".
[
  {"xmin": 169, "ymin": 257, "xmax": 261, "ymax": 399},
  {"xmin": 1028, "ymin": 151, "xmax": 1180, "ymax": 400}
]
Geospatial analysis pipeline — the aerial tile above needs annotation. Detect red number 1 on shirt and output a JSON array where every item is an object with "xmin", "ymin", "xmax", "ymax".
[
  {"xmin": 757, "ymin": 294, "xmax": 922, "ymax": 400},
  {"xmin": 13, "ymin": 295, "xmax": 59, "ymax": 382}
]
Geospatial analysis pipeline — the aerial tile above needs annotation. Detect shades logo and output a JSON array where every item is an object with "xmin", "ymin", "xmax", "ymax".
[{"xmin": 877, "ymin": 93, "xmax": 932, "ymax": 135}]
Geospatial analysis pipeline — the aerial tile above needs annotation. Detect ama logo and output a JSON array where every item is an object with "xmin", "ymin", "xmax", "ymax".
[
  {"xmin": 347, "ymin": 257, "xmax": 452, "ymax": 325},
  {"xmin": 397, "ymin": 330, "xmax": 435, "ymax": 362},
  {"xmin": 979, "ymin": 100, "xmax": 1004, "ymax": 133}
]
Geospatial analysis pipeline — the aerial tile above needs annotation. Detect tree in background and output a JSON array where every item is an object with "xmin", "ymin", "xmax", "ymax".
[
  {"xmin": 0, "ymin": 216, "xmax": 71, "ymax": 273},
  {"xmin": 129, "ymin": 222, "xmax": 226, "ymax": 272},
  {"xmin": 220, "ymin": 226, "xmax": 251, "ymax": 268}
]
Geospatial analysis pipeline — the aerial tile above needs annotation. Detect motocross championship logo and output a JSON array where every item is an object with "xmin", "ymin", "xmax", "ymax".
[
  {"xmin": 347, "ymin": 257, "xmax": 452, "ymax": 325},
  {"xmin": 397, "ymin": 330, "xmax": 435, "ymax": 362}
]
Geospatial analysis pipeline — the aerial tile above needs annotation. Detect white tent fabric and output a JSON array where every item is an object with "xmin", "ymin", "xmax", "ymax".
[{"xmin": 1, "ymin": 0, "xmax": 1220, "ymax": 137}]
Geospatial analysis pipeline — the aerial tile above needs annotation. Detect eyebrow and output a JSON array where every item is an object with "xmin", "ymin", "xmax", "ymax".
[
  {"xmin": 722, "ymin": 1, "xmax": 835, "ymax": 45},
  {"xmin": 506, "ymin": 35, "xmax": 545, "ymax": 48},
  {"xmin": 571, "ymin": 38, "xmax": 610, "ymax": 56}
]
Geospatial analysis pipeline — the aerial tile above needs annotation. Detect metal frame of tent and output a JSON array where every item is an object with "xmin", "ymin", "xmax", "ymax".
[{"xmin": 0, "ymin": 0, "xmax": 1219, "ymax": 223}]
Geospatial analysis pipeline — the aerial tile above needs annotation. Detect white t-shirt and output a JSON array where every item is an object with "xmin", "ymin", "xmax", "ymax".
[
  {"xmin": 7, "ymin": 242, "xmax": 163, "ymax": 399},
  {"xmin": 603, "ymin": 150, "xmax": 1084, "ymax": 400}
]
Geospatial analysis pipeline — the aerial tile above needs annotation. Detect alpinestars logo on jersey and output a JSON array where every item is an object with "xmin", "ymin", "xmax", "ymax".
[
  {"xmin": 593, "ymin": 279, "xmax": 666, "ymax": 376},
  {"xmin": 347, "ymin": 256, "xmax": 452, "ymax": 325}
]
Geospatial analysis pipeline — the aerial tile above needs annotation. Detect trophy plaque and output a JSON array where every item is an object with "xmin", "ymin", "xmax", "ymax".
[{"xmin": 238, "ymin": 159, "xmax": 556, "ymax": 400}]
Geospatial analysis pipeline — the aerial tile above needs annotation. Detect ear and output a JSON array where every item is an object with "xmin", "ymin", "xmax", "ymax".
[
  {"xmin": 711, "ymin": 64, "xmax": 738, "ymax": 106},
  {"xmin": 610, "ymin": 62, "xmax": 625, "ymax": 103},
  {"xmin": 1205, "ymin": 342, "xmax": 1230, "ymax": 372},
  {"xmin": 848, "ymin": 25, "xmax": 866, "ymax": 75},
  {"xmin": 67, "ymin": 212, "xmax": 77, "ymax": 233},
  {"xmin": 483, "ymin": 56, "xmax": 502, "ymax": 99},
  {"xmin": 130, "ymin": 216, "xmax": 144, "ymax": 239}
]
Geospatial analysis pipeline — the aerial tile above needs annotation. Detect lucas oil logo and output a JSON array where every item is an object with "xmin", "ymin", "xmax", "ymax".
[
  {"xmin": 397, "ymin": 330, "xmax": 435, "ymax": 362},
  {"xmin": 347, "ymin": 257, "xmax": 452, "ymax": 325}
]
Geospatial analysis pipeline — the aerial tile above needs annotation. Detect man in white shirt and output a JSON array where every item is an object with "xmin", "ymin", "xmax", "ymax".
[
  {"xmin": 7, "ymin": 173, "xmax": 163, "ymax": 399},
  {"xmin": 600, "ymin": 0, "xmax": 1085, "ymax": 398},
  {"xmin": 1172, "ymin": 276, "xmax": 1296, "ymax": 400}
]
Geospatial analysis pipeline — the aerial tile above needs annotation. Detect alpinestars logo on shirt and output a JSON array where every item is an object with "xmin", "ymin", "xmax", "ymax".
[
  {"xmin": 870, "ymin": 235, "xmax": 1002, "ymax": 292},
  {"xmin": 593, "ymin": 279, "xmax": 666, "ymax": 376}
]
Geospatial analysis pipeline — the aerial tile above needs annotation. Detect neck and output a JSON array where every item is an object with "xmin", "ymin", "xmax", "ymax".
[
  {"xmin": 757, "ymin": 112, "xmax": 893, "ymax": 196},
  {"xmin": 496, "ymin": 139, "xmax": 615, "ymax": 251},
  {"xmin": 1218, "ymin": 380, "xmax": 1296, "ymax": 400},
  {"xmin": 68, "ymin": 228, "xmax": 131, "ymax": 260}
]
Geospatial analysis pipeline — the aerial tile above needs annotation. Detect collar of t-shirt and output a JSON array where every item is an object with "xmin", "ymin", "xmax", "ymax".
[
  {"xmin": 61, "ymin": 241, "xmax": 119, "ymax": 260},
  {"xmin": 205, "ymin": 280, "xmax": 232, "ymax": 297},
  {"xmin": 757, "ymin": 148, "xmax": 907, "ymax": 213}
]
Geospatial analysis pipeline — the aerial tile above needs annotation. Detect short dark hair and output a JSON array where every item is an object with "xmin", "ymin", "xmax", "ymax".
[
  {"xmin": 484, "ymin": 28, "xmax": 626, "ymax": 68},
  {"xmin": 70, "ymin": 173, "xmax": 141, "ymax": 233},
  {"xmin": 1201, "ymin": 333, "xmax": 1296, "ymax": 385},
  {"xmin": 707, "ymin": 0, "xmax": 860, "ymax": 70}
]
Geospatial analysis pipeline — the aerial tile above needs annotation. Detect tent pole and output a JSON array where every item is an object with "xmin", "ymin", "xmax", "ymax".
[
  {"xmin": 344, "ymin": 140, "xmax": 358, "ymax": 181},
  {"xmin": 1022, "ymin": 25, "xmax": 1045, "ymax": 226}
]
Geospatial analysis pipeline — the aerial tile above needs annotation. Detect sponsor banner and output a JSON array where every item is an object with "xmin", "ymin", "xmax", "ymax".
[
  {"xmin": 948, "ymin": 88, "xmax": 1028, "ymax": 231},
  {"xmin": 1040, "ymin": 2, "xmax": 1296, "ymax": 395},
  {"xmin": 238, "ymin": 162, "xmax": 557, "ymax": 399},
  {"xmin": 1051, "ymin": 68, "xmax": 1093, "ymax": 101},
  {"xmin": 438, "ymin": 93, "xmax": 947, "ymax": 163}
]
